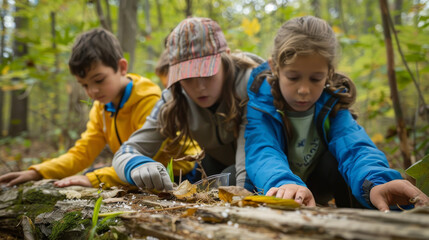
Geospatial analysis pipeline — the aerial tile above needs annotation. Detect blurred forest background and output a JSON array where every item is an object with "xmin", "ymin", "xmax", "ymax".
[{"xmin": 0, "ymin": 0, "xmax": 428, "ymax": 176}]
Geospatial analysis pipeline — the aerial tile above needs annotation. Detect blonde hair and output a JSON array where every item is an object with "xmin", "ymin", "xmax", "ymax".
[
  {"xmin": 257, "ymin": 16, "xmax": 356, "ymax": 139},
  {"xmin": 159, "ymin": 52, "xmax": 257, "ymax": 147}
]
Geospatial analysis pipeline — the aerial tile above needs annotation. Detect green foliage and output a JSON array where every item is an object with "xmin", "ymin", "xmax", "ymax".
[
  {"xmin": 50, "ymin": 211, "xmax": 91, "ymax": 240},
  {"xmin": 2, "ymin": 0, "xmax": 429, "ymax": 174},
  {"xmin": 405, "ymin": 154, "xmax": 429, "ymax": 195},
  {"xmin": 89, "ymin": 196, "xmax": 103, "ymax": 240},
  {"xmin": 167, "ymin": 158, "xmax": 174, "ymax": 182}
]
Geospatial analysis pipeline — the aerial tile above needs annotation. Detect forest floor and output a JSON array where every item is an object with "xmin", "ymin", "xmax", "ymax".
[
  {"xmin": 0, "ymin": 139, "xmax": 113, "ymax": 176},
  {"xmin": 0, "ymin": 179, "xmax": 429, "ymax": 239}
]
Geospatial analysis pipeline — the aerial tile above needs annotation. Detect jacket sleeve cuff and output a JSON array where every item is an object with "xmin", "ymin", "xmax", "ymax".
[
  {"xmin": 85, "ymin": 172, "xmax": 101, "ymax": 188},
  {"xmin": 362, "ymin": 179, "xmax": 376, "ymax": 209},
  {"xmin": 28, "ymin": 164, "xmax": 47, "ymax": 179},
  {"xmin": 124, "ymin": 156, "xmax": 156, "ymax": 185}
]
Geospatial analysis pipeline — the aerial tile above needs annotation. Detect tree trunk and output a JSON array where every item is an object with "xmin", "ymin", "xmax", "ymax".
[
  {"xmin": 363, "ymin": 0, "xmax": 374, "ymax": 33},
  {"xmin": 118, "ymin": 0, "xmax": 138, "ymax": 72},
  {"xmin": 104, "ymin": 0, "xmax": 112, "ymax": 31},
  {"xmin": 0, "ymin": 0, "xmax": 6, "ymax": 136},
  {"xmin": 0, "ymin": 0, "xmax": 6, "ymax": 63},
  {"xmin": 155, "ymin": 0, "xmax": 163, "ymax": 27},
  {"xmin": 379, "ymin": 0, "xmax": 412, "ymax": 171},
  {"xmin": 185, "ymin": 0, "xmax": 192, "ymax": 17},
  {"xmin": 95, "ymin": 0, "xmax": 112, "ymax": 32},
  {"xmin": 336, "ymin": 0, "xmax": 348, "ymax": 35},
  {"xmin": 1, "ymin": 181, "xmax": 429, "ymax": 240},
  {"xmin": 50, "ymin": 11, "xmax": 60, "ymax": 135},
  {"xmin": 65, "ymin": 79, "xmax": 89, "ymax": 149},
  {"xmin": 9, "ymin": 0, "xmax": 29, "ymax": 137},
  {"xmin": 0, "ymin": 91, "xmax": 3, "ymax": 136},
  {"xmin": 141, "ymin": 0, "xmax": 155, "ymax": 72},
  {"xmin": 394, "ymin": 0, "xmax": 403, "ymax": 25},
  {"xmin": 312, "ymin": 0, "xmax": 321, "ymax": 18}
]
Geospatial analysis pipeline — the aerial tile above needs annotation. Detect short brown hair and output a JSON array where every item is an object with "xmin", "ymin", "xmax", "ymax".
[
  {"xmin": 154, "ymin": 49, "xmax": 169, "ymax": 78},
  {"xmin": 69, "ymin": 28, "xmax": 123, "ymax": 78}
]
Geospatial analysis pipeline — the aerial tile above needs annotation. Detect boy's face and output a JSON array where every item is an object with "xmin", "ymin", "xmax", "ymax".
[{"xmin": 76, "ymin": 60, "xmax": 127, "ymax": 105}]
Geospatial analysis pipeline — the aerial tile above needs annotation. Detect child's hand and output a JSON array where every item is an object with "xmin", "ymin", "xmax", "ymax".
[
  {"xmin": 370, "ymin": 179, "xmax": 429, "ymax": 211},
  {"xmin": 130, "ymin": 162, "xmax": 173, "ymax": 191},
  {"xmin": 266, "ymin": 184, "xmax": 316, "ymax": 207},
  {"xmin": 0, "ymin": 170, "xmax": 42, "ymax": 187},
  {"xmin": 54, "ymin": 175, "xmax": 92, "ymax": 188}
]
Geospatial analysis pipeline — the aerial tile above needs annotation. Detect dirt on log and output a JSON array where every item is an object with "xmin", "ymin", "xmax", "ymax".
[{"xmin": 0, "ymin": 180, "xmax": 428, "ymax": 240}]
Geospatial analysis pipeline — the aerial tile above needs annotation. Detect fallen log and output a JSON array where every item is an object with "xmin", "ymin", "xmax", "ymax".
[{"xmin": 0, "ymin": 180, "xmax": 428, "ymax": 240}]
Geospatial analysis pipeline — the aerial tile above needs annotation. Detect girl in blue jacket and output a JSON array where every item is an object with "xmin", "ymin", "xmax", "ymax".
[{"xmin": 245, "ymin": 16, "xmax": 428, "ymax": 211}]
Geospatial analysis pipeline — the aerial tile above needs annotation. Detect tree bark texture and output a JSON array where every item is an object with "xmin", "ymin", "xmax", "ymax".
[
  {"xmin": 394, "ymin": 0, "xmax": 403, "ymax": 25},
  {"xmin": 364, "ymin": 0, "xmax": 375, "ymax": 33},
  {"xmin": 379, "ymin": 0, "xmax": 412, "ymax": 170},
  {"xmin": 185, "ymin": 0, "xmax": 192, "ymax": 17},
  {"xmin": 312, "ymin": 0, "xmax": 321, "ymax": 18},
  {"xmin": 95, "ymin": 0, "xmax": 112, "ymax": 32},
  {"xmin": 118, "ymin": 0, "xmax": 138, "ymax": 72},
  {"xmin": 1, "ymin": 181, "xmax": 428, "ymax": 240},
  {"xmin": 9, "ymin": 0, "xmax": 29, "ymax": 137}
]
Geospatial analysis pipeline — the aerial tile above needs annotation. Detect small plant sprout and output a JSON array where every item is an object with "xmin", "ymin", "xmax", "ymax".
[{"xmin": 167, "ymin": 158, "xmax": 174, "ymax": 182}]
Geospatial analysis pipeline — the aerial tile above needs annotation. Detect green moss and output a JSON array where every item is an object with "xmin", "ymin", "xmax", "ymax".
[
  {"xmin": 12, "ymin": 204, "xmax": 55, "ymax": 220},
  {"xmin": 23, "ymin": 188, "xmax": 65, "ymax": 205},
  {"xmin": 50, "ymin": 211, "xmax": 91, "ymax": 240},
  {"xmin": 9, "ymin": 187, "xmax": 64, "ymax": 220},
  {"xmin": 96, "ymin": 218, "xmax": 120, "ymax": 235}
]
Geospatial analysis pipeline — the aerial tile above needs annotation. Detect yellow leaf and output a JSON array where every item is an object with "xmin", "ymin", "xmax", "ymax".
[
  {"xmin": 218, "ymin": 186, "xmax": 252, "ymax": 203},
  {"xmin": 243, "ymin": 195, "xmax": 300, "ymax": 208},
  {"xmin": 371, "ymin": 133, "xmax": 384, "ymax": 144},
  {"xmin": 181, "ymin": 208, "xmax": 197, "ymax": 217},
  {"xmin": 241, "ymin": 18, "xmax": 260, "ymax": 37},
  {"xmin": 173, "ymin": 180, "xmax": 197, "ymax": 200},
  {"xmin": 332, "ymin": 25, "xmax": 343, "ymax": 34},
  {"xmin": 1, "ymin": 65, "xmax": 9, "ymax": 75}
]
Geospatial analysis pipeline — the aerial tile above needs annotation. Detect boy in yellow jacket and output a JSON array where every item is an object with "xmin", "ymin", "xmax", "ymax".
[{"xmin": 0, "ymin": 28, "xmax": 196, "ymax": 189}]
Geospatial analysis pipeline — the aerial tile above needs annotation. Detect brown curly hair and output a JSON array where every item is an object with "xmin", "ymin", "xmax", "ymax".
[{"xmin": 257, "ymin": 16, "xmax": 357, "ymax": 139}]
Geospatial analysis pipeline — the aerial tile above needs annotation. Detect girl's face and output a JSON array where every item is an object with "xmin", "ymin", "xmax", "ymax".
[
  {"xmin": 179, "ymin": 63, "xmax": 225, "ymax": 108},
  {"xmin": 277, "ymin": 53, "xmax": 329, "ymax": 112}
]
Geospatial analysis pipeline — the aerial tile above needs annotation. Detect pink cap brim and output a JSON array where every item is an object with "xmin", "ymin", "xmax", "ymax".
[{"xmin": 167, "ymin": 53, "xmax": 222, "ymax": 88}]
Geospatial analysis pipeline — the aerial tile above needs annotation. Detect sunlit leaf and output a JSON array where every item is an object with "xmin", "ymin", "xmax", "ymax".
[
  {"xmin": 181, "ymin": 208, "xmax": 197, "ymax": 217},
  {"xmin": 406, "ymin": 154, "xmax": 429, "ymax": 195},
  {"xmin": 242, "ymin": 195, "xmax": 300, "ymax": 209},
  {"xmin": 332, "ymin": 25, "xmax": 343, "ymax": 34},
  {"xmin": 241, "ymin": 18, "xmax": 260, "ymax": 37},
  {"xmin": 218, "ymin": 186, "xmax": 252, "ymax": 203},
  {"xmin": 167, "ymin": 158, "xmax": 174, "ymax": 182},
  {"xmin": 371, "ymin": 133, "xmax": 384, "ymax": 144},
  {"xmin": 173, "ymin": 180, "xmax": 197, "ymax": 200}
]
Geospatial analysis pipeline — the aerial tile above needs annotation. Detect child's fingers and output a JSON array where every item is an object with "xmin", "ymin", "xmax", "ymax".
[
  {"xmin": 7, "ymin": 175, "xmax": 26, "ymax": 187},
  {"xmin": 281, "ymin": 188, "xmax": 297, "ymax": 200},
  {"xmin": 0, "ymin": 173, "xmax": 18, "ymax": 183},
  {"xmin": 275, "ymin": 188, "xmax": 286, "ymax": 198},
  {"xmin": 266, "ymin": 187, "xmax": 278, "ymax": 196}
]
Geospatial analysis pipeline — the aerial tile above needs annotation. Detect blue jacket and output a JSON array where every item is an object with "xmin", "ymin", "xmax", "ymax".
[{"xmin": 244, "ymin": 62, "xmax": 403, "ymax": 208}]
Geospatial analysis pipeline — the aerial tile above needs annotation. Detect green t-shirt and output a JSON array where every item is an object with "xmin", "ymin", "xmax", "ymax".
[{"xmin": 286, "ymin": 106, "xmax": 325, "ymax": 181}]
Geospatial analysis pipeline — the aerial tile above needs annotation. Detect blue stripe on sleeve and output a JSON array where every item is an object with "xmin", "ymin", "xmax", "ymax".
[{"xmin": 124, "ymin": 156, "xmax": 156, "ymax": 185}]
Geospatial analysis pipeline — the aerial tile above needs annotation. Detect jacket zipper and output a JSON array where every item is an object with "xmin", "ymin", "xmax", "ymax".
[{"xmin": 250, "ymin": 105, "xmax": 288, "ymax": 153}]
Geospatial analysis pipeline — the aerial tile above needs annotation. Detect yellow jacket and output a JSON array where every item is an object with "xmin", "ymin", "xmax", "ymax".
[{"xmin": 30, "ymin": 74, "xmax": 197, "ymax": 188}]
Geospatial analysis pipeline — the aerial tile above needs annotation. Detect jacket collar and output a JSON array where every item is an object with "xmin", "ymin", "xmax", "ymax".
[{"xmin": 105, "ymin": 80, "xmax": 133, "ymax": 114}]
